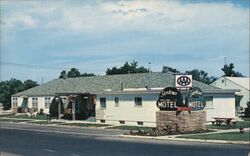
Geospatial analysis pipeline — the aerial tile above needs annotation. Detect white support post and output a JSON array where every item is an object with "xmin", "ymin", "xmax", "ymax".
[
  {"xmin": 72, "ymin": 98, "xmax": 76, "ymax": 120},
  {"xmin": 58, "ymin": 97, "xmax": 61, "ymax": 120}
]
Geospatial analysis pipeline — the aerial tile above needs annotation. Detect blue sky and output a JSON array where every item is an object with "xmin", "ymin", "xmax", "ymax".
[{"xmin": 1, "ymin": 0, "xmax": 249, "ymax": 84}]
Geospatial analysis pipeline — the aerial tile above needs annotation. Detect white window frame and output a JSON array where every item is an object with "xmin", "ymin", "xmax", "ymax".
[
  {"xmin": 32, "ymin": 97, "xmax": 38, "ymax": 109},
  {"xmin": 12, "ymin": 97, "xmax": 18, "ymax": 108},
  {"xmin": 45, "ymin": 97, "xmax": 51, "ymax": 109}
]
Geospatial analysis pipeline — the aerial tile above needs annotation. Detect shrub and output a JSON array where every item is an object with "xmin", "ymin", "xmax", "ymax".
[
  {"xmin": 17, "ymin": 107, "xmax": 22, "ymax": 113},
  {"xmin": 49, "ymin": 98, "xmax": 64, "ymax": 118},
  {"xmin": 39, "ymin": 108, "xmax": 44, "ymax": 115},
  {"xmin": 244, "ymin": 101, "xmax": 250, "ymax": 117}
]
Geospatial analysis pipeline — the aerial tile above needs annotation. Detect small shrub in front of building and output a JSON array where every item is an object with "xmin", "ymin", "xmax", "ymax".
[
  {"xmin": 17, "ymin": 107, "xmax": 23, "ymax": 113},
  {"xmin": 127, "ymin": 124, "xmax": 212, "ymax": 136},
  {"xmin": 39, "ymin": 108, "xmax": 44, "ymax": 115}
]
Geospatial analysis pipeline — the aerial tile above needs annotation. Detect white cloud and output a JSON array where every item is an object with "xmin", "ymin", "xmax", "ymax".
[{"xmin": 2, "ymin": 0, "xmax": 248, "ymax": 34}]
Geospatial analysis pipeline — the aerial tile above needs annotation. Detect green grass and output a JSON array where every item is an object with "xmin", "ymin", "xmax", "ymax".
[
  {"xmin": 178, "ymin": 131, "xmax": 250, "ymax": 141},
  {"xmin": 8, "ymin": 114, "xmax": 48, "ymax": 120},
  {"xmin": 107, "ymin": 126, "xmax": 154, "ymax": 131},
  {"xmin": 29, "ymin": 121, "xmax": 64, "ymax": 124},
  {"xmin": 207, "ymin": 121, "xmax": 250, "ymax": 130},
  {"xmin": 241, "ymin": 117, "xmax": 250, "ymax": 122},
  {"xmin": 0, "ymin": 114, "xmax": 15, "ymax": 118},
  {"xmin": 59, "ymin": 123, "xmax": 110, "ymax": 127},
  {"xmin": 0, "ymin": 118, "xmax": 31, "ymax": 123}
]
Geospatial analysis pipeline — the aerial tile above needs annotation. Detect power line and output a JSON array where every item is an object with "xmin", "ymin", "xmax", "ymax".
[{"xmin": 0, "ymin": 61, "xmax": 66, "ymax": 70}]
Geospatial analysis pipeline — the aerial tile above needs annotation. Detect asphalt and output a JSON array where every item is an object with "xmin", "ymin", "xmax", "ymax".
[
  {"xmin": 0, "ymin": 128, "xmax": 249, "ymax": 156},
  {"xmin": 1, "ymin": 121, "xmax": 249, "ymax": 145}
]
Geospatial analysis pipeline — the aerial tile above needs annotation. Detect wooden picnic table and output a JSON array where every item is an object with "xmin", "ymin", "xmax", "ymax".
[{"xmin": 212, "ymin": 117, "xmax": 235, "ymax": 126}]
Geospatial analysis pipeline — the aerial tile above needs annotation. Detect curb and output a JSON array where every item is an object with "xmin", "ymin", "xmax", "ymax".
[{"xmin": 118, "ymin": 134, "xmax": 250, "ymax": 145}]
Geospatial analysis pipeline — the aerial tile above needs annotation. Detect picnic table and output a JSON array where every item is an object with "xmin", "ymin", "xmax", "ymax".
[{"xmin": 212, "ymin": 117, "xmax": 236, "ymax": 126}]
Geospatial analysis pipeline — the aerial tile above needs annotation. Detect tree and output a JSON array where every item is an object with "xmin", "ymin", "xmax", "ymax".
[
  {"xmin": 59, "ymin": 68, "xmax": 95, "ymax": 78},
  {"xmin": 49, "ymin": 98, "xmax": 64, "ymax": 118},
  {"xmin": 162, "ymin": 66, "xmax": 180, "ymax": 73},
  {"xmin": 81, "ymin": 73, "xmax": 95, "ymax": 77},
  {"xmin": 0, "ymin": 79, "xmax": 38, "ymax": 110},
  {"xmin": 106, "ymin": 61, "xmax": 148, "ymax": 75},
  {"xmin": 23, "ymin": 80, "xmax": 39, "ymax": 90},
  {"xmin": 59, "ymin": 70, "xmax": 67, "ymax": 78},
  {"xmin": 67, "ymin": 68, "xmax": 81, "ymax": 78},
  {"xmin": 221, "ymin": 63, "xmax": 243, "ymax": 77},
  {"xmin": 185, "ymin": 69, "xmax": 217, "ymax": 84}
]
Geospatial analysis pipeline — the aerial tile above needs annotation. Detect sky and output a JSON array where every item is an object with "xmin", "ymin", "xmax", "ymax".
[{"xmin": 0, "ymin": 0, "xmax": 249, "ymax": 84}]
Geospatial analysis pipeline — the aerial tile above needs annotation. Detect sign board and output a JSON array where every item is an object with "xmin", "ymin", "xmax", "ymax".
[
  {"xmin": 156, "ymin": 87, "xmax": 206, "ymax": 111},
  {"xmin": 156, "ymin": 87, "xmax": 184, "ymax": 111},
  {"xmin": 187, "ymin": 87, "xmax": 206, "ymax": 110},
  {"xmin": 175, "ymin": 75, "xmax": 192, "ymax": 88}
]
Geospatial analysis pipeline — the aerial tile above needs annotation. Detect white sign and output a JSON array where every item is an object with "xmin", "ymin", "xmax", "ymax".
[{"xmin": 175, "ymin": 75, "xmax": 192, "ymax": 88}]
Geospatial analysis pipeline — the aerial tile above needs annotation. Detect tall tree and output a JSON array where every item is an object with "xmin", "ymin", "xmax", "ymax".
[
  {"xmin": 0, "ymin": 79, "xmax": 38, "ymax": 110},
  {"xmin": 59, "ymin": 69, "xmax": 95, "ymax": 78},
  {"xmin": 67, "ymin": 68, "xmax": 81, "ymax": 78},
  {"xmin": 185, "ymin": 69, "xmax": 217, "ymax": 84},
  {"xmin": 23, "ymin": 80, "xmax": 39, "ymax": 90},
  {"xmin": 106, "ymin": 61, "xmax": 148, "ymax": 75},
  {"xmin": 59, "ymin": 70, "xmax": 67, "ymax": 78},
  {"xmin": 221, "ymin": 63, "xmax": 243, "ymax": 77},
  {"xmin": 162, "ymin": 66, "xmax": 180, "ymax": 73}
]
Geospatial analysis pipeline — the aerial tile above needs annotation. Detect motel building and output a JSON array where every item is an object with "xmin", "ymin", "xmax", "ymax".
[{"xmin": 11, "ymin": 72, "xmax": 238, "ymax": 127}]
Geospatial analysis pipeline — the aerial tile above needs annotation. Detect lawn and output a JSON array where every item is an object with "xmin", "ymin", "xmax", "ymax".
[
  {"xmin": 107, "ymin": 126, "xmax": 154, "ymax": 131},
  {"xmin": 0, "ymin": 118, "xmax": 31, "ymax": 123},
  {"xmin": 30, "ymin": 121, "xmax": 64, "ymax": 124},
  {"xmin": 8, "ymin": 114, "xmax": 48, "ymax": 120},
  {"xmin": 241, "ymin": 117, "xmax": 250, "ymax": 122},
  {"xmin": 58, "ymin": 123, "xmax": 110, "ymax": 127},
  {"xmin": 207, "ymin": 121, "xmax": 250, "ymax": 130},
  {"xmin": 177, "ymin": 131, "xmax": 250, "ymax": 141}
]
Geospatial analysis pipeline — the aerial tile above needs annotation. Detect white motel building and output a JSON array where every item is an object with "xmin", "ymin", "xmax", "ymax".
[{"xmin": 11, "ymin": 72, "xmax": 238, "ymax": 127}]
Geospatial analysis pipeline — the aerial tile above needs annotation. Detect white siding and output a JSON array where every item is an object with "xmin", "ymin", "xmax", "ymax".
[
  {"xmin": 212, "ymin": 77, "xmax": 249, "ymax": 108},
  {"xmin": 96, "ymin": 93, "xmax": 236, "ymax": 126},
  {"xmin": 96, "ymin": 93, "xmax": 159, "ymax": 127},
  {"xmin": 205, "ymin": 94, "xmax": 236, "ymax": 121}
]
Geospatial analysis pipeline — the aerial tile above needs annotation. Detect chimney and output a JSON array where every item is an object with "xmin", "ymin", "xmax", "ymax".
[
  {"xmin": 162, "ymin": 66, "xmax": 170, "ymax": 73},
  {"xmin": 121, "ymin": 82, "xmax": 124, "ymax": 91}
]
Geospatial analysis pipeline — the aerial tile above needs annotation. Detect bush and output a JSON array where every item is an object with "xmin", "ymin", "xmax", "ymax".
[
  {"xmin": 244, "ymin": 101, "xmax": 250, "ymax": 117},
  {"xmin": 39, "ymin": 108, "xmax": 44, "ymax": 115},
  {"xmin": 17, "ymin": 107, "xmax": 22, "ymax": 113},
  {"xmin": 49, "ymin": 98, "xmax": 64, "ymax": 118}
]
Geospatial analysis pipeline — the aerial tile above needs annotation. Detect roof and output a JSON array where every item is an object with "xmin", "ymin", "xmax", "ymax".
[
  {"xmin": 13, "ymin": 72, "xmax": 221, "ymax": 97},
  {"xmin": 226, "ymin": 77, "xmax": 250, "ymax": 90}
]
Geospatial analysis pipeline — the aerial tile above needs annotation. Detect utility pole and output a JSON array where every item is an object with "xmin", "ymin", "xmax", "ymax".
[
  {"xmin": 224, "ymin": 57, "xmax": 227, "ymax": 65},
  {"xmin": 148, "ymin": 62, "xmax": 151, "ymax": 90}
]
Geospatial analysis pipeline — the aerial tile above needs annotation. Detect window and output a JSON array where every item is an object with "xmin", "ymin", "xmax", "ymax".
[
  {"xmin": 100, "ymin": 97, "xmax": 106, "ymax": 108},
  {"xmin": 32, "ymin": 98, "xmax": 38, "ymax": 108},
  {"xmin": 45, "ymin": 97, "xmax": 51, "ymax": 109},
  {"xmin": 62, "ymin": 97, "xmax": 67, "ymax": 109},
  {"xmin": 137, "ymin": 121, "xmax": 143, "ymax": 125},
  {"xmin": 100, "ymin": 120, "xmax": 105, "ymax": 123},
  {"xmin": 134, "ymin": 97, "xmax": 142, "ymax": 106},
  {"xmin": 119, "ymin": 120, "xmax": 125, "ymax": 124},
  {"xmin": 204, "ymin": 97, "xmax": 213, "ymax": 109},
  {"xmin": 114, "ymin": 97, "xmax": 119, "ymax": 107},
  {"xmin": 12, "ymin": 98, "xmax": 18, "ymax": 108}
]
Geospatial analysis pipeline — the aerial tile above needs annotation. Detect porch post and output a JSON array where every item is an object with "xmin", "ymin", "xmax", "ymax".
[
  {"xmin": 72, "ymin": 97, "xmax": 76, "ymax": 120},
  {"xmin": 58, "ymin": 97, "xmax": 61, "ymax": 119}
]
